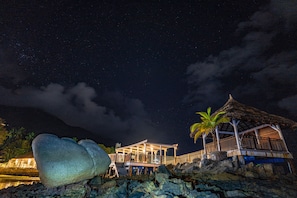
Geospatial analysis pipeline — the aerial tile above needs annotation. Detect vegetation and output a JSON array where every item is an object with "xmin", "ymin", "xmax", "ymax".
[
  {"xmin": 190, "ymin": 107, "xmax": 229, "ymax": 143},
  {"xmin": 0, "ymin": 118, "xmax": 8, "ymax": 145},
  {"xmin": 98, "ymin": 143, "xmax": 115, "ymax": 154},
  {"xmin": 0, "ymin": 122, "xmax": 36, "ymax": 162}
]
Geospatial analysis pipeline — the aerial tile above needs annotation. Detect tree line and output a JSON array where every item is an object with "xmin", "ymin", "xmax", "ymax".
[
  {"xmin": 0, "ymin": 117, "xmax": 115, "ymax": 162},
  {"xmin": 0, "ymin": 118, "xmax": 35, "ymax": 162}
]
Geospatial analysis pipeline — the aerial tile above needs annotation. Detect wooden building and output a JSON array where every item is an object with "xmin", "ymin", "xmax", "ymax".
[
  {"xmin": 198, "ymin": 95, "xmax": 296, "ymax": 173},
  {"xmin": 107, "ymin": 139, "xmax": 178, "ymax": 177}
]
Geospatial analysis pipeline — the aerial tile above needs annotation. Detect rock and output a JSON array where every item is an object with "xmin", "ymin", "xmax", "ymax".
[
  {"xmin": 231, "ymin": 156, "xmax": 239, "ymax": 170},
  {"xmin": 244, "ymin": 171, "xmax": 259, "ymax": 178},
  {"xmin": 263, "ymin": 163, "xmax": 273, "ymax": 174},
  {"xmin": 181, "ymin": 162, "xmax": 199, "ymax": 174},
  {"xmin": 225, "ymin": 190, "xmax": 247, "ymax": 197},
  {"xmin": 155, "ymin": 173, "xmax": 169, "ymax": 184},
  {"xmin": 89, "ymin": 176, "xmax": 103, "ymax": 188},
  {"xmin": 210, "ymin": 151, "xmax": 227, "ymax": 161},
  {"xmin": 1, "ymin": 171, "xmax": 297, "ymax": 197},
  {"xmin": 218, "ymin": 159, "xmax": 233, "ymax": 169},
  {"xmin": 246, "ymin": 162, "xmax": 254, "ymax": 170},
  {"xmin": 199, "ymin": 158, "xmax": 213, "ymax": 168},
  {"xmin": 101, "ymin": 180, "xmax": 117, "ymax": 189},
  {"xmin": 157, "ymin": 165, "xmax": 172, "ymax": 176},
  {"xmin": 32, "ymin": 133, "xmax": 111, "ymax": 188}
]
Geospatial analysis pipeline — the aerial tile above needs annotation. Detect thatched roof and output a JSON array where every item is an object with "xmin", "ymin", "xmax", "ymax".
[{"xmin": 215, "ymin": 95, "xmax": 297, "ymax": 132}]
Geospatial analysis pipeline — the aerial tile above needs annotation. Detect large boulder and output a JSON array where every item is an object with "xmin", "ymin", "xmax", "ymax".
[{"xmin": 32, "ymin": 133, "xmax": 111, "ymax": 188}]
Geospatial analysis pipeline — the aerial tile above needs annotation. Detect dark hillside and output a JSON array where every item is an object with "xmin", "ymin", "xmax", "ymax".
[{"xmin": 0, "ymin": 105, "xmax": 115, "ymax": 146}]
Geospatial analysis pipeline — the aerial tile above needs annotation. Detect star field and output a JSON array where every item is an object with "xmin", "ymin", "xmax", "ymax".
[{"xmin": 1, "ymin": 0, "xmax": 296, "ymax": 154}]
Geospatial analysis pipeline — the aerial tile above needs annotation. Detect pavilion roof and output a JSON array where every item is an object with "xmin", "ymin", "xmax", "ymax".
[
  {"xmin": 214, "ymin": 95, "xmax": 297, "ymax": 132},
  {"xmin": 115, "ymin": 139, "xmax": 178, "ymax": 154}
]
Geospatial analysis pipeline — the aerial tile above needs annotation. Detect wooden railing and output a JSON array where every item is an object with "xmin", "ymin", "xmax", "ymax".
[
  {"xmin": 174, "ymin": 137, "xmax": 287, "ymax": 164},
  {"xmin": 110, "ymin": 137, "xmax": 287, "ymax": 165},
  {"xmin": 175, "ymin": 150, "xmax": 204, "ymax": 164},
  {"xmin": 241, "ymin": 137, "xmax": 286, "ymax": 151}
]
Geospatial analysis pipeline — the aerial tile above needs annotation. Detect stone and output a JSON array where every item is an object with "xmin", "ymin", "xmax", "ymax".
[
  {"xmin": 263, "ymin": 163, "xmax": 273, "ymax": 175},
  {"xmin": 225, "ymin": 190, "xmax": 247, "ymax": 197},
  {"xmin": 199, "ymin": 158, "xmax": 213, "ymax": 168},
  {"xmin": 155, "ymin": 173, "xmax": 169, "ymax": 184},
  {"xmin": 244, "ymin": 171, "xmax": 259, "ymax": 178},
  {"xmin": 181, "ymin": 162, "xmax": 199, "ymax": 174},
  {"xmin": 232, "ymin": 156, "xmax": 239, "ymax": 170},
  {"xmin": 210, "ymin": 151, "xmax": 227, "ymax": 161},
  {"xmin": 218, "ymin": 159, "xmax": 233, "ymax": 169},
  {"xmin": 157, "ymin": 165, "xmax": 172, "ymax": 176},
  {"xmin": 32, "ymin": 133, "xmax": 111, "ymax": 188}
]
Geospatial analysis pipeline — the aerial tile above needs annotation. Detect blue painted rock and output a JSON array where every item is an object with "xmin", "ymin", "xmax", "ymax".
[{"xmin": 32, "ymin": 134, "xmax": 111, "ymax": 188}]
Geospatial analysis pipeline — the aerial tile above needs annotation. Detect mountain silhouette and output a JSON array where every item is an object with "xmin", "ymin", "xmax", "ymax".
[{"xmin": 0, "ymin": 105, "xmax": 115, "ymax": 146}]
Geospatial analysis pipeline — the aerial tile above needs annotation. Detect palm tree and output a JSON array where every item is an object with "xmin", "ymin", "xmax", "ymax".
[{"xmin": 190, "ymin": 107, "xmax": 229, "ymax": 154}]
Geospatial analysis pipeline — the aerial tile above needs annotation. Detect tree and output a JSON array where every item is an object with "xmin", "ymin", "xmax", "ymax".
[
  {"xmin": 1, "ymin": 127, "xmax": 35, "ymax": 161},
  {"xmin": 0, "ymin": 118, "xmax": 8, "ymax": 145},
  {"xmin": 190, "ymin": 107, "xmax": 229, "ymax": 154},
  {"xmin": 98, "ymin": 143, "xmax": 115, "ymax": 154}
]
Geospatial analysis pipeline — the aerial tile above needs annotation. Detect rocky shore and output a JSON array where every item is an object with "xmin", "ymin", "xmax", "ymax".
[{"xmin": 1, "ymin": 157, "xmax": 297, "ymax": 198}]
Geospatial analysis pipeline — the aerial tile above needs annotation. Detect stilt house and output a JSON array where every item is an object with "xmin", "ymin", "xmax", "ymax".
[{"xmin": 202, "ymin": 95, "xmax": 296, "ymax": 172}]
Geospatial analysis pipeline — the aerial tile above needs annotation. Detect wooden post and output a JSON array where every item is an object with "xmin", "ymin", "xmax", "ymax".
[
  {"xmin": 231, "ymin": 119, "xmax": 241, "ymax": 150},
  {"xmin": 159, "ymin": 145, "xmax": 162, "ymax": 164},
  {"xmin": 164, "ymin": 149, "xmax": 167, "ymax": 165},
  {"xmin": 150, "ymin": 147, "xmax": 153, "ymax": 163},
  {"xmin": 202, "ymin": 133, "xmax": 207, "ymax": 156},
  {"xmin": 275, "ymin": 125, "xmax": 289, "ymax": 152},
  {"xmin": 215, "ymin": 126, "xmax": 221, "ymax": 151},
  {"xmin": 144, "ymin": 143, "xmax": 147, "ymax": 162},
  {"xmin": 254, "ymin": 129, "xmax": 260, "ymax": 145},
  {"xmin": 136, "ymin": 146, "xmax": 139, "ymax": 162},
  {"xmin": 173, "ymin": 146, "xmax": 177, "ymax": 165}
]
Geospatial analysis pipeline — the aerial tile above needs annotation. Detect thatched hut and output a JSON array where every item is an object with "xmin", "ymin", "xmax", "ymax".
[{"xmin": 204, "ymin": 95, "xmax": 297, "ymax": 173}]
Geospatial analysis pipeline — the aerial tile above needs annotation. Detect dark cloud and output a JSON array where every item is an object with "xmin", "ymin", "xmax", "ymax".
[
  {"xmin": 185, "ymin": 0, "xmax": 297, "ymax": 119},
  {"xmin": 0, "ymin": 82, "xmax": 165, "ymax": 144}
]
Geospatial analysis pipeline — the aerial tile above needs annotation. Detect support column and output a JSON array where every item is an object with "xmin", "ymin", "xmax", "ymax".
[
  {"xmin": 143, "ymin": 143, "xmax": 147, "ymax": 162},
  {"xmin": 136, "ymin": 146, "xmax": 139, "ymax": 162},
  {"xmin": 275, "ymin": 125, "xmax": 289, "ymax": 152},
  {"xmin": 202, "ymin": 133, "xmax": 207, "ymax": 156},
  {"xmin": 173, "ymin": 146, "xmax": 177, "ymax": 165},
  {"xmin": 254, "ymin": 129, "xmax": 260, "ymax": 145},
  {"xmin": 215, "ymin": 126, "xmax": 221, "ymax": 151},
  {"xmin": 159, "ymin": 145, "xmax": 162, "ymax": 164},
  {"xmin": 164, "ymin": 149, "xmax": 167, "ymax": 165},
  {"xmin": 231, "ymin": 119, "xmax": 241, "ymax": 150},
  {"xmin": 150, "ymin": 147, "xmax": 153, "ymax": 163}
]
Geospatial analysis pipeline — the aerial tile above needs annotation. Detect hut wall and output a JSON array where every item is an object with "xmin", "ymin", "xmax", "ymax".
[{"xmin": 258, "ymin": 127, "xmax": 280, "ymax": 139}]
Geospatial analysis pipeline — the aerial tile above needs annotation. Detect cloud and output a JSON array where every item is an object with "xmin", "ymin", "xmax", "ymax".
[
  {"xmin": 0, "ymin": 82, "xmax": 165, "ymax": 144},
  {"xmin": 185, "ymin": 0, "xmax": 297, "ymax": 119}
]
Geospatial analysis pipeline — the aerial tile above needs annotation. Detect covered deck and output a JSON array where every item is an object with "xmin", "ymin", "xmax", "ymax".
[
  {"xmin": 107, "ymin": 139, "xmax": 178, "ymax": 177},
  {"xmin": 205, "ymin": 124, "xmax": 293, "ymax": 159},
  {"xmin": 182, "ymin": 95, "xmax": 296, "ymax": 172}
]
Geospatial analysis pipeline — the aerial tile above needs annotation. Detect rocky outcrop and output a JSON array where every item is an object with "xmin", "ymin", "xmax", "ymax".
[
  {"xmin": 1, "ymin": 166, "xmax": 297, "ymax": 197},
  {"xmin": 172, "ymin": 155, "xmax": 287, "ymax": 180},
  {"xmin": 32, "ymin": 134, "xmax": 110, "ymax": 188},
  {"xmin": 1, "ymin": 157, "xmax": 297, "ymax": 197}
]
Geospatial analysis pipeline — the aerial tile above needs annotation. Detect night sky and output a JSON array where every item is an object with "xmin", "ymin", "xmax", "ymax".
[{"xmin": 1, "ymin": 1, "xmax": 297, "ymax": 154}]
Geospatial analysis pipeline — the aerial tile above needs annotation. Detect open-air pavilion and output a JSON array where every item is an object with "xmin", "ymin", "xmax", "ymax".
[
  {"xmin": 185, "ymin": 95, "xmax": 297, "ymax": 173},
  {"xmin": 107, "ymin": 139, "xmax": 178, "ymax": 177}
]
